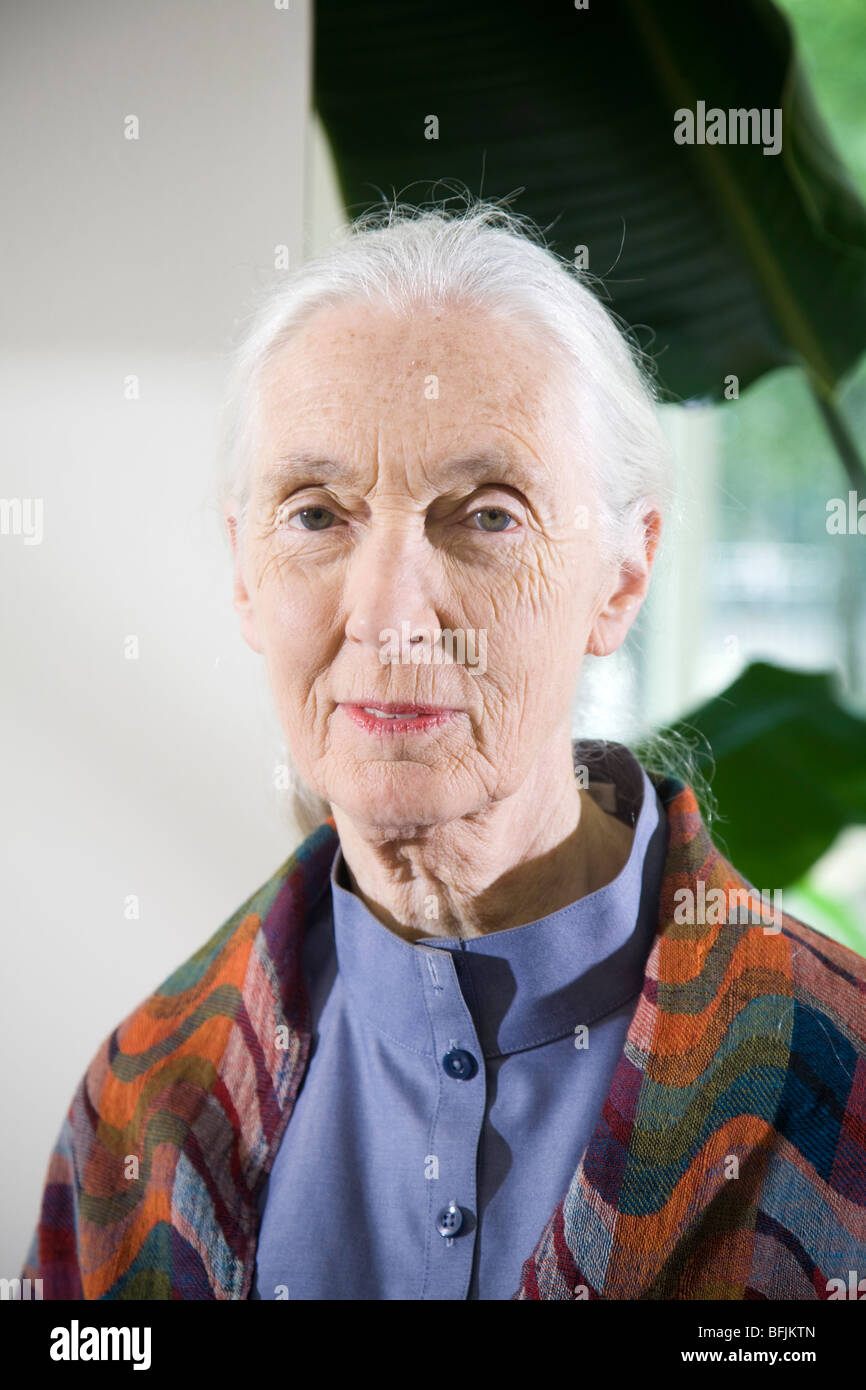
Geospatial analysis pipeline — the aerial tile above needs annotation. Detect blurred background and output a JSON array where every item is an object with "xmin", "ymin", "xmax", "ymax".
[{"xmin": 1, "ymin": 0, "xmax": 864, "ymax": 1274}]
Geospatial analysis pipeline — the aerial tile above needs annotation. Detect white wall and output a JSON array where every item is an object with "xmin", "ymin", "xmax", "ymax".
[{"xmin": 0, "ymin": 0, "xmax": 327, "ymax": 1274}]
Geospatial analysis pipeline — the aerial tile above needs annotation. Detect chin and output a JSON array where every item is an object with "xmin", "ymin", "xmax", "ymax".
[{"xmin": 331, "ymin": 761, "xmax": 473, "ymax": 835}]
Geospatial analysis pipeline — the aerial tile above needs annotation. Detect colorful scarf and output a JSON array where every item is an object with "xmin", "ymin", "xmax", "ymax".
[{"xmin": 23, "ymin": 768, "xmax": 866, "ymax": 1299}]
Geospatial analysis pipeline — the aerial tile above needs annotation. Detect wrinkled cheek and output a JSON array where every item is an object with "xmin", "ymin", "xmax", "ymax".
[
  {"xmin": 493, "ymin": 592, "xmax": 577, "ymax": 673},
  {"xmin": 251, "ymin": 566, "xmax": 337, "ymax": 757},
  {"xmin": 257, "ymin": 616, "xmax": 309, "ymax": 731}
]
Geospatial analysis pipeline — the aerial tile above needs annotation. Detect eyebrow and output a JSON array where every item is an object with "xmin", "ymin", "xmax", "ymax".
[{"xmin": 258, "ymin": 449, "xmax": 551, "ymax": 499}]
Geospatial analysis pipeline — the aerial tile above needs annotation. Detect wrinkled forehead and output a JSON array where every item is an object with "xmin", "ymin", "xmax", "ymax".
[{"xmin": 251, "ymin": 299, "xmax": 577, "ymax": 483}]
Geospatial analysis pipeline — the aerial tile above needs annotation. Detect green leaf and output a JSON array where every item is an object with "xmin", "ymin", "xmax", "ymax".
[
  {"xmin": 783, "ymin": 875, "xmax": 866, "ymax": 954},
  {"xmin": 314, "ymin": 0, "xmax": 866, "ymax": 401},
  {"xmin": 652, "ymin": 661, "xmax": 866, "ymax": 886}
]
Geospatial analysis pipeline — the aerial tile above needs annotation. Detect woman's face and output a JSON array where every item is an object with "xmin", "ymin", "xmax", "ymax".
[{"xmin": 227, "ymin": 299, "xmax": 652, "ymax": 832}]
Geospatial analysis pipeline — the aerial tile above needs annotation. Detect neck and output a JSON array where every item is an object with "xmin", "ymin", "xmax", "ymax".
[{"xmin": 330, "ymin": 729, "xmax": 635, "ymax": 944}]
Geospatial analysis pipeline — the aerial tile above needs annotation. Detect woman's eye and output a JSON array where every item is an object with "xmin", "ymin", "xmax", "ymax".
[
  {"xmin": 284, "ymin": 505, "xmax": 336, "ymax": 531},
  {"xmin": 276, "ymin": 502, "xmax": 515, "ymax": 533},
  {"xmin": 467, "ymin": 507, "xmax": 516, "ymax": 533}
]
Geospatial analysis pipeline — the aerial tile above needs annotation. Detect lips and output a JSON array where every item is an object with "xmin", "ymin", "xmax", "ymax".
[
  {"xmin": 339, "ymin": 701, "xmax": 462, "ymax": 734},
  {"xmin": 356, "ymin": 702, "xmax": 451, "ymax": 717},
  {"xmin": 363, "ymin": 708, "xmax": 423, "ymax": 720}
]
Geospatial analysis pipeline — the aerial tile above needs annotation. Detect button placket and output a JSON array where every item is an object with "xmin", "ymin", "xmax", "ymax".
[{"xmin": 418, "ymin": 946, "xmax": 485, "ymax": 1298}]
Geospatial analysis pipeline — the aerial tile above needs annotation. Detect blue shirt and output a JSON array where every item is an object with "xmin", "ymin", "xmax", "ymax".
[{"xmin": 253, "ymin": 747, "xmax": 668, "ymax": 1300}]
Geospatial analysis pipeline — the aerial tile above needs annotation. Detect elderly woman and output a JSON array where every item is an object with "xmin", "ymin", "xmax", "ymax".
[{"xmin": 24, "ymin": 202, "xmax": 866, "ymax": 1301}]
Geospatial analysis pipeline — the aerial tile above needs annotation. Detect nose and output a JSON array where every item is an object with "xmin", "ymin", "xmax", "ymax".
[{"xmin": 343, "ymin": 518, "xmax": 442, "ymax": 657}]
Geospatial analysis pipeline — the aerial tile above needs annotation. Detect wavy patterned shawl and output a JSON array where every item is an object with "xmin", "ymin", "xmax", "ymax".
[{"xmin": 22, "ymin": 766, "xmax": 866, "ymax": 1299}]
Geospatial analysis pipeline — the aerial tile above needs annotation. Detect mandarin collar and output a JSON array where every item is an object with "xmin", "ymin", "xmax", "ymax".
[{"xmin": 329, "ymin": 750, "xmax": 668, "ymax": 1059}]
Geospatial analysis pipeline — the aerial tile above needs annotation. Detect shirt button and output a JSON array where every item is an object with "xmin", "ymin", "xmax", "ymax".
[
  {"xmin": 442, "ymin": 1047, "xmax": 478, "ymax": 1080},
  {"xmin": 436, "ymin": 1201, "xmax": 464, "ymax": 1237}
]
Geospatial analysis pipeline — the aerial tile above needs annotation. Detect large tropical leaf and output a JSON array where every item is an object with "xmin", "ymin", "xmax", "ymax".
[
  {"xmin": 314, "ymin": 0, "xmax": 866, "ymax": 402},
  {"xmin": 648, "ymin": 661, "xmax": 866, "ymax": 887}
]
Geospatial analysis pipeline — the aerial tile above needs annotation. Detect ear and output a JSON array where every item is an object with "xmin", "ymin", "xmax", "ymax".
[
  {"xmin": 223, "ymin": 499, "xmax": 264, "ymax": 656},
  {"xmin": 586, "ymin": 508, "xmax": 662, "ymax": 657}
]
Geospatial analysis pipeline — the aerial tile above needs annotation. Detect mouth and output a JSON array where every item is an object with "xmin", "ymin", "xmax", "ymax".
[{"xmin": 339, "ymin": 701, "xmax": 463, "ymax": 735}]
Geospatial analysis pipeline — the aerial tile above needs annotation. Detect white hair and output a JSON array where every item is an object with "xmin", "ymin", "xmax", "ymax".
[{"xmin": 215, "ymin": 196, "xmax": 684, "ymax": 837}]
